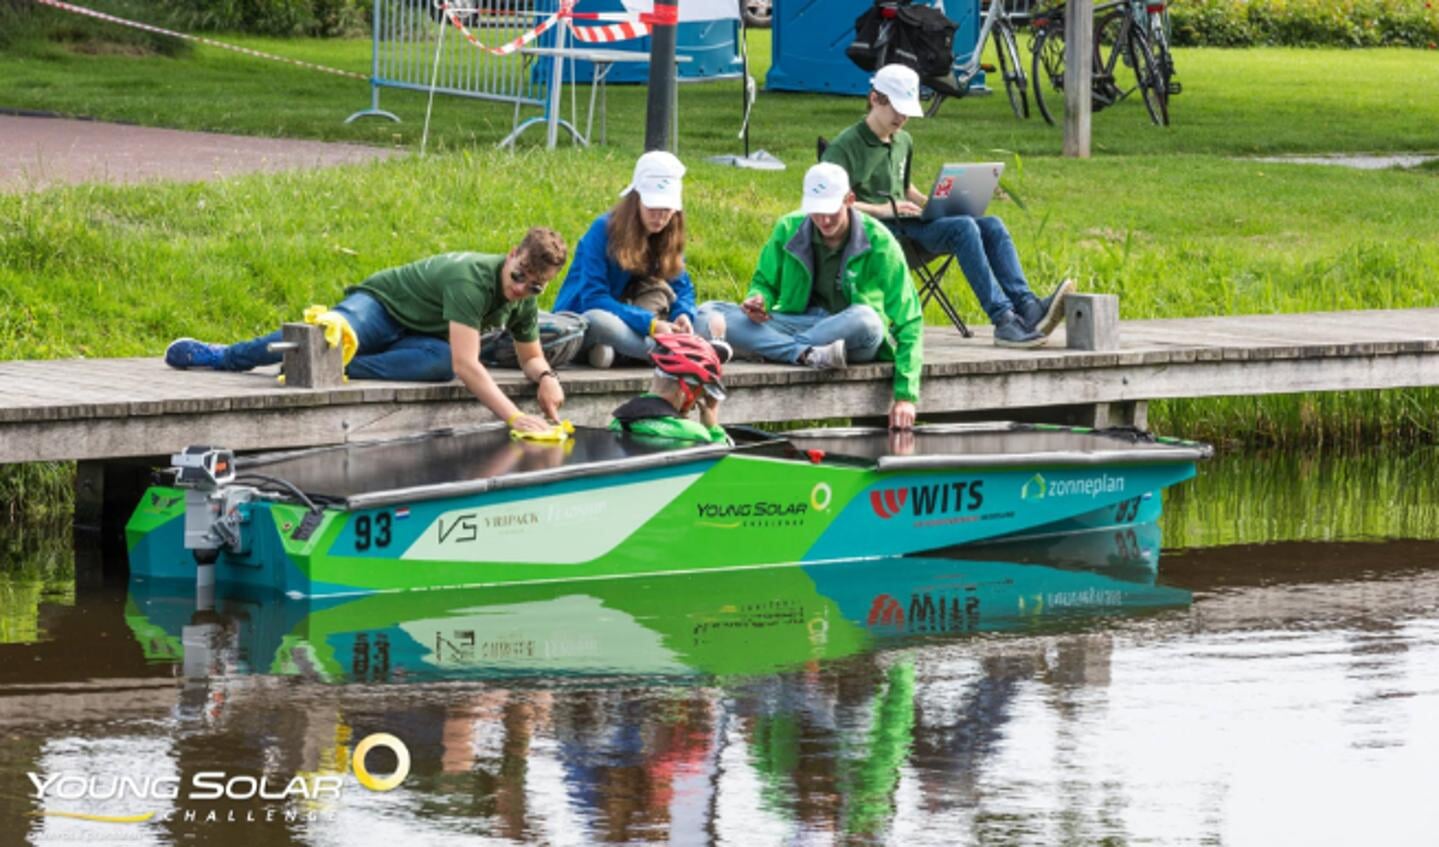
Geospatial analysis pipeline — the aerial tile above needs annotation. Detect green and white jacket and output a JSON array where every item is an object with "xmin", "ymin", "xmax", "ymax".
[{"xmin": 748, "ymin": 210, "xmax": 923, "ymax": 402}]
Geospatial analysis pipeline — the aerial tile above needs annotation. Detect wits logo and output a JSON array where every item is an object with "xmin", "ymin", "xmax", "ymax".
[
  {"xmin": 868, "ymin": 593, "xmax": 905, "ymax": 627},
  {"xmin": 870, "ymin": 480, "xmax": 984, "ymax": 519},
  {"xmin": 869, "ymin": 489, "xmax": 908, "ymax": 519}
]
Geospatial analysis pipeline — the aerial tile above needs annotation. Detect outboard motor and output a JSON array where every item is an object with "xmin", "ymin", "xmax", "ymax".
[{"xmin": 170, "ymin": 447, "xmax": 256, "ymax": 564}]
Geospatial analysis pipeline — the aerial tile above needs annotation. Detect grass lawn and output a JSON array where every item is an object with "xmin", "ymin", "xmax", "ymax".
[{"xmin": 2, "ymin": 23, "xmax": 1439, "ymax": 451}]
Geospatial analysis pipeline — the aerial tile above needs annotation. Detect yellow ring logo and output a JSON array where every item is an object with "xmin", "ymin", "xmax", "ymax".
[
  {"xmin": 810, "ymin": 482, "xmax": 833, "ymax": 512},
  {"xmin": 352, "ymin": 733, "xmax": 411, "ymax": 792}
]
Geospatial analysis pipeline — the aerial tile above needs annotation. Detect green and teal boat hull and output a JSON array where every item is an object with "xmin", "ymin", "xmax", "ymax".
[{"xmin": 126, "ymin": 423, "xmax": 1208, "ymax": 598}]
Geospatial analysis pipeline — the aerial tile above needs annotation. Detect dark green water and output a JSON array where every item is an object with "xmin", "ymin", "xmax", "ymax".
[{"xmin": 2, "ymin": 448, "xmax": 1438, "ymax": 846}]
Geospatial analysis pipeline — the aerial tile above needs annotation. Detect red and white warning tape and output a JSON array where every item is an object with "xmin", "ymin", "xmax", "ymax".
[
  {"xmin": 28, "ymin": 0, "xmax": 367, "ymax": 80},
  {"xmin": 441, "ymin": 1, "xmax": 568, "ymax": 56},
  {"xmin": 569, "ymin": 19, "xmax": 648, "ymax": 44},
  {"xmin": 441, "ymin": 0, "xmax": 678, "ymax": 54}
]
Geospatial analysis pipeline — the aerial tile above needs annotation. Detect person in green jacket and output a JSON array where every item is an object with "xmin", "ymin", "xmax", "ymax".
[
  {"xmin": 609, "ymin": 333, "xmax": 731, "ymax": 444},
  {"xmin": 697, "ymin": 163, "xmax": 922, "ymax": 429}
]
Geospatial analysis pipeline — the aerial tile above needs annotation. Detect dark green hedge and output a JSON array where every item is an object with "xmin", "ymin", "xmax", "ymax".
[
  {"xmin": 0, "ymin": 0, "xmax": 368, "ymax": 41},
  {"xmin": 159, "ymin": 0, "xmax": 368, "ymax": 37},
  {"xmin": 1170, "ymin": 0, "xmax": 1439, "ymax": 48}
]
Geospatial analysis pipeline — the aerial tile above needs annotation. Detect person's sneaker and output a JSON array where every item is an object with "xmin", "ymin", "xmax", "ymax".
[
  {"xmin": 587, "ymin": 344, "xmax": 615, "ymax": 369},
  {"xmin": 803, "ymin": 338, "xmax": 847, "ymax": 370},
  {"xmin": 709, "ymin": 338, "xmax": 735, "ymax": 365},
  {"xmin": 1020, "ymin": 278, "xmax": 1077, "ymax": 337},
  {"xmin": 992, "ymin": 313, "xmax": 1045, "ymax": 349},
  {"xmin": 164, "ymin": 338, "xmax": 226, "ymax": 370}
]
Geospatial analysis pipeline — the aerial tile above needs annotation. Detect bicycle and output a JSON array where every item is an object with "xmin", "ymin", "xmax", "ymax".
[
  {"xmin": 1144, "ymin": 0, "xmax": 1181, "ymax": 100},
  {"xmin": 933, "ymin": 0, "xmax": 1031, "ymax": 119},
  {"xmin": 1028, "ymin": 0, "xmax": 1169, "ymax": 127}
]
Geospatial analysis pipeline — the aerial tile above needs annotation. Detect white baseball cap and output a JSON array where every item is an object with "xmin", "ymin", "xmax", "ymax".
[
  {"xmin": 621, "ymin": 150, "xmax": 685, "ymax": 211},
  {"xmin": 871, "ymin": 64, "xmax": 925, "ymax": 118},
  {"xmin": 801, "ymin": 163, "xmax": 851, "ymax": 215}
]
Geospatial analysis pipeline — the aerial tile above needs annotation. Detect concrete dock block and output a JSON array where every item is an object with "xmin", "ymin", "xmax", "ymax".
[
  {"xmin": 279, "ymin": 322, "xmax": 343, "ymax": 389},
  {"xmin": 1066, "ymin": 294, "xmax": 1120, "ymax": 351}
]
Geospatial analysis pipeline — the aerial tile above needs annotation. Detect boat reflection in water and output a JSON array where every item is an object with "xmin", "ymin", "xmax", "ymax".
[
  {"xmin": 43, "ymin": 525, "xmax": 1192, "ymax": 846},
  {"xmin": 126, "ymin": 522, "xmax": 1188, "ymax": 685}
]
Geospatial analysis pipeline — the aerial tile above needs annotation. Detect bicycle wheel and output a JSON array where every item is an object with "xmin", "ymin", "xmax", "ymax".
[
  {"xmin": 1148, "ymin": 7, "xmax": 1178, "ymax": 95},
  {"xmin": 995, "ymin": 23, "xmax": 1030, "ymax": 119},
  {"xmin": 1126, "ymin": 28, "xmax": 1169, "ymax": 125},
  {"xmin": 1029, "ymin": 18, "xmax": 1065, "ymax": 126},
  {"xmin": 1091, "ymin": 10, "xmax": 1129, "ymax": 111}
]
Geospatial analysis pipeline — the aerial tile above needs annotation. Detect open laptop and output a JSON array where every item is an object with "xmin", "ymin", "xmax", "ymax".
[{"xmin": 908, "ymin": 162, "xmax": 1005, "ymax": 221}]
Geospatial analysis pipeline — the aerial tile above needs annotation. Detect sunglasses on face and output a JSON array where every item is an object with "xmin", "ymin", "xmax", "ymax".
[{"xmin": 509, "ymin": 264, "xmax": 547, "ymax": 296}]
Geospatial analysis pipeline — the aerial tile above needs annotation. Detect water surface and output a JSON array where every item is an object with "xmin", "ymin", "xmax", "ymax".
[{"xmin": 2, "ymin": 449, "xmax": 1437, "ymax": 846}]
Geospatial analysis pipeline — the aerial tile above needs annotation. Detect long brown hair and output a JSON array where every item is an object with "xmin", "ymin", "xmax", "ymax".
[{"xmin": 605, "ymin": 191, "xmax": 686, "ymax": 281}]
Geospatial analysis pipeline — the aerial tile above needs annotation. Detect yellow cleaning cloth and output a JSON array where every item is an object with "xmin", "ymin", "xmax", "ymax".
[
  {"xmin": 303, "ymin": 304, "xmax": 358, "ymax": 365},
  {"xmin": 509, "ymin": 419, "xmax": 575, "ymax": 443}
]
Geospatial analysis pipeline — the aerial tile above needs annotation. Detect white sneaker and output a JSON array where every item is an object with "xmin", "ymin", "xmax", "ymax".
[
  {"xmin": 804, "ymin": 339, "xmax": 847, "ymax": 370},
  {"xmin": 587, "ymin": 344, "xmax": 615, "ymax": 369}
]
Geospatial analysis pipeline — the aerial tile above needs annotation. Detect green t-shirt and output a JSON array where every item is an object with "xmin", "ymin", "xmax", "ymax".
[
  {"xmin": 821, "ymin": 119, "xmax": 913, "ymax": 208},
  {"xmin": 349, "ymin": 252, "xmax": 538, "ymax": 341},
  {"xmin": 808, "ymin": 227, "xmax": 851, "ymax": 315}
]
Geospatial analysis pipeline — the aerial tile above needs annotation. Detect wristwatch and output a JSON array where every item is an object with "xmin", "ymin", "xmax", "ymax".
[{"xmin": 538, "ymin": 369, "xmax": 560, "ymax": 384}]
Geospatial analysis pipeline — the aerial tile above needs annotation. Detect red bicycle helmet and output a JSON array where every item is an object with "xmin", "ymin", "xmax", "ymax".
[{"xmin": 650, "ymin": 333, "xmax": 727, "ymax": 405}]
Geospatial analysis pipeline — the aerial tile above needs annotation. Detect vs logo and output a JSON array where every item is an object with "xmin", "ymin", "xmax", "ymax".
[{"xmin": 870, "ymin": 488, "xmax": 908, "ymax": 519}]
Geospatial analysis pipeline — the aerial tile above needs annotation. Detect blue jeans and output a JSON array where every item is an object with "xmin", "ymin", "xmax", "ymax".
[
  {"xmin": 893, "ymin": 215, "xmax": 1038, "ymax": 324},
  {"xmin": 580, "ymin": 308, "xmax": 654, "ymax": 362},
  {"xmin": 220, "ymin": 291, "xmax": 455, "ymax": 381},
  {"xmin": 696, "ymin": 301, "xmax": 885, "ymax": 365}
]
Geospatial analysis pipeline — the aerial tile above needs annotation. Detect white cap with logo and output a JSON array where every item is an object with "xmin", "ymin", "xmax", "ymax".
[
  {"xmin": 801, "ymin": 163, "xmax": 851, "ymax": 215},
  {"xmin": 871, "ymin": 63, "xmax": 925, "ymax": 118},
  {"xmin": 621, "ymin": 150, "xmax": 686, "ymax": 211}
]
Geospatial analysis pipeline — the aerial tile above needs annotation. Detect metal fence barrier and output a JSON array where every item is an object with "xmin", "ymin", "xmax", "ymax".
[{"xmin": 346, "ymin": 0, "xmax": 552, "ymax": 142}]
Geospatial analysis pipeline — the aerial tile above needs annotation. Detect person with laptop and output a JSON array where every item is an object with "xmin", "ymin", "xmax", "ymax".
[
  {"xmin": 821, "ymin": 63, "xmax": 1075, "ymax": 349},
  {"xmin": 696, "ymin": 163, "xmax": 923, "ymax": 430}
]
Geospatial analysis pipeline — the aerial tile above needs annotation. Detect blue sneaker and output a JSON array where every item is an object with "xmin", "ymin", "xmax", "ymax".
[
  {"xmin": 1019, "ymin": 278, "xmax": 1077, "ymax": 337},
  {"xmin": 164, "ymin": 338, "xmax": 226, "ymax": 370},
  {"xmin": 993, "ymin": 312, "xmax": 1045, "ymax": 349}
]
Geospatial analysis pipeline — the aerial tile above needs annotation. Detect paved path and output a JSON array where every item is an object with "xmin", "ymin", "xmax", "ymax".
[{"xmin": 0, "ymin": 114, "xmax": 402, "ymax": 192}]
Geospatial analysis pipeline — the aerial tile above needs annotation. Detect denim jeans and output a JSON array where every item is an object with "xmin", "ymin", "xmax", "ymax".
[
  {"xmin": 580, "ymin": 308, "xmax": 654, "ymax": 362},
  {"xmin": 892, "ymin": 215, "xmax": 1038, "ymax": 324},
  {"xmin": 220, "ymin": 291, "xmax": 455, "ymax": 381},
  {"xmin": 696, "ymin": 301, "xmax": 885, "ymax": 365}
]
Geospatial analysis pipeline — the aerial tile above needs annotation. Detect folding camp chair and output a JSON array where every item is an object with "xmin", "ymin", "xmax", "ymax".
[{"xmin": 816, "ymin": 137, "xmax": 973, "ymax": 337}]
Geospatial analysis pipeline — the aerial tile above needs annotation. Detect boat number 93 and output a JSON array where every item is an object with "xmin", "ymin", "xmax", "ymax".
[
  {"xmin": 1113, "ymin": 497, "xmax": 1141, "ymax": 523},
  {"xmin": 354, "ymin": 512, "xmax": 392, "ymax": 551}
]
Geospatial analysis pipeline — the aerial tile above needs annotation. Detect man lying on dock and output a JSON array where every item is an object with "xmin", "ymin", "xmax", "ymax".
[
  {"xmin": 697, "ymin": 163, "xmax": 923, "ymax": 430},
  {"xmin": 163, "ymin": 228, "xmax": 569, "ymax": 433},
  {"xmin": 609, "ymin": 333, "xmax": 730, "ymax": 444}
]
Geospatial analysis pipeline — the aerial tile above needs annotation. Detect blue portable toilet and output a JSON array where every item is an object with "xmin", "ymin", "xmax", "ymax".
[
  {"xmin": 767, "ymin": 0, "xmax": 981, "ymax": 96},
  {"xmin": 533, "ymin": 0, "xmax": 741, "ymax": 84}
]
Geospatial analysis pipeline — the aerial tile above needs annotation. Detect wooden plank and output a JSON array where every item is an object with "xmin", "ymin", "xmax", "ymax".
[
  {"xmin": 4, "ymin": 350, "xmax": 1438, "ymax": 463},
  {"xmin": 5, "ymin": 310, "xmax": 1439, "ymax": 461}
]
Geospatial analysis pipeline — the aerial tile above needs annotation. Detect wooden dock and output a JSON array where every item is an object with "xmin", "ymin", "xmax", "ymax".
[{"xmin": 3, "ymin": 308, "xmax": 1439, "ymax": 467}]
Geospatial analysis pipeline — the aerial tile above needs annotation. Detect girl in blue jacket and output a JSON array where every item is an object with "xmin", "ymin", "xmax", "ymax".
[{"xmin": 553, "ymin": 151, "xmax": 698, "ymax": 367}]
